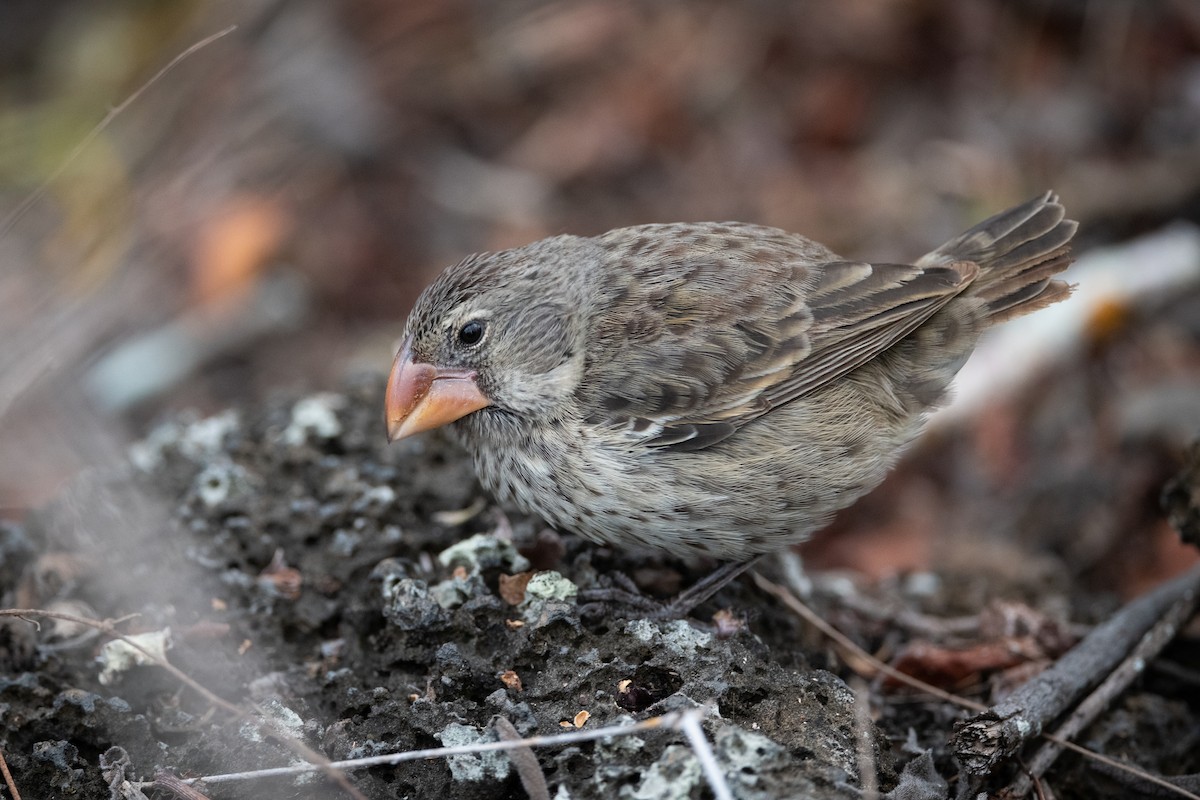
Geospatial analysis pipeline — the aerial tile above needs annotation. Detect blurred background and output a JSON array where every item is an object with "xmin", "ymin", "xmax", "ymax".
[{"xmin": 2, "ymin": 0, "xmax": 1199, "ymax": 592}]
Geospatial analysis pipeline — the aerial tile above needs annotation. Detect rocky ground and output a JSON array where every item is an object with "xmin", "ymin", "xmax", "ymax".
[{"xmin": 3, "ymin": 375, "xmax": 882, "ymax": 800}]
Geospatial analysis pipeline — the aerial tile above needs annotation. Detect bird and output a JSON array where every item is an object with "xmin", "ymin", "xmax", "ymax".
[{"xmin": 385, "ymin": 192, "xmax": 1078, "ymax": 612}]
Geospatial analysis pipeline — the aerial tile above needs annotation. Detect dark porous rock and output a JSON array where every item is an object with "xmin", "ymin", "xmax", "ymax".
[{"xmin": 2, "ymin": 374, "xmax": 881, "ymax": 799}]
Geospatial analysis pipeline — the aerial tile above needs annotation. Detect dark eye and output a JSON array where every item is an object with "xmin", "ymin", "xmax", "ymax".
[{"xmin": 457, "ymin": 319, "xmax": 486, "ymax": 346}]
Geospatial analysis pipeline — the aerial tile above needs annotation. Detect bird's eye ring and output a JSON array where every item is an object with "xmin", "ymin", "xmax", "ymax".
[{"xmin": 458, "ymin": 319, "xmax": 486, "ymax": 346}]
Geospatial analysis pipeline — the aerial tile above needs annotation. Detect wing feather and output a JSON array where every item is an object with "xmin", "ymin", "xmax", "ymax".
[{"xmin": 576, "ymin": 223, "xmax": 976, "ymax": 450}]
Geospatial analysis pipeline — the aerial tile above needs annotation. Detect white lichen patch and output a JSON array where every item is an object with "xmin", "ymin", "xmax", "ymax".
[
  {"xmin": 438, "ymin": 722, "xmax": 511, "ymax": 782},
  {"xmin": 355, "ymin": 485, "xmax": 396, "ymax": 512},
  {"xmin": 283, "ymin": 393, "xmax": 347, "ymax": 445},
  {"xmin": 616, "ymin": 744, "xmax": 700, "ymax": 799},
  {"xmin": 623, "ymin": 619, "xmax": 711, "ymax": 658},
  {"xmin": 430, "ymin": 573, "xmax": 487, "ymax": 609},
  {"xmin": 660, "ymin": 619, "xmax": 712, "ymax": 658},
  {"xmin": 194, "ymin": 461, "xmax": 255, "ymax": 508},
  {"xmin": 240, "ymin": 698, "xmax": 307, "ymax": 744},
  {"xmin": 523, "ymin": 571, "xmax": 578, "ymax": 602},
  {"xmin": 239, "ymin": 700, "xmax": 317, "ymax": 783},
  {"xmin": 717, "ymin": 724, "xmax": 790, "ymax": 796},
  {"xmin": 97, "ymin": 629, "xmax": 171, "ymax": 686},
  {"xmin": 129, "ymin": 410, "xmax": 240, "ymax": 471},
  {"xmin": 438, "ymin": 533, "xmax": 530, "ymax": 574}
]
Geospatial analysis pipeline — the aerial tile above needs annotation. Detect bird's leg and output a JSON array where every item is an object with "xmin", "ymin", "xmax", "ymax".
[
  {"xmin": 577, "ymin": 575, "xmax": 662, "ymax": 616},
  {"xmin": 579, "ymin": 557, "xmax": 761, "ymax": 620},
  {"xmin": 658, "ymin": 557, "xmax": 760, "ymax": 618}
]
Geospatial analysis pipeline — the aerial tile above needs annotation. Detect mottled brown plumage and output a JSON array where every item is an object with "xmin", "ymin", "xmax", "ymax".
[{"xmin": 387, "ymin": 193, "xmax": 1077, "ymax": 561}]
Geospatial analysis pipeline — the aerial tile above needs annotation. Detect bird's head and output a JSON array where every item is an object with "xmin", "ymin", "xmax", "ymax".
[{"xmin": 385, "ymin": 236, "xmax": 591, "ymax": 442}]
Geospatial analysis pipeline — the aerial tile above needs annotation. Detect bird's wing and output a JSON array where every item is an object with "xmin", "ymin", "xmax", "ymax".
[{"xmin": 578, "ymin": 223, "xmax": 977, "ymax": 451}]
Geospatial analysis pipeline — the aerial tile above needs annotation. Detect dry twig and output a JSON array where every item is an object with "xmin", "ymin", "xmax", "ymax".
[
  {"xmin": 0, "ymin": 608, "xmax": 367, "ymax": 800},
  {"xmin": 0, "ymin": 746, "xmax": 23, "ymax": 800},
  {"xmin": 754, "ymin": 562, "xmax": 1200, "ymax": 800},
  {"xmin": 951, "ymin": 564, "xmax": 1200, "ymax": 777},
  {"xmin": 752, "ymin": 568, "xmax": 987, "ymax": 712},
  {"xmin": 145, "ymin": 710, "xmax": 704, "ymax": 787},
  {"xmin": 2, "ymin": 606, "xmax": 741, "ymax": 798},
  {"xmin": 1003, "ymin": 565, "xmax": 1200, "ymax": 798},
  {"xmin": 851, "ymin": 678, "xmax": 879, "ymax": 800},
  {"xmin": 0, "ymin": 26, "xmax": 237, "ymax": 240},
  {"xmin": 149, "ymin": 771, "xmax": 213, "ymax": 800},
  {"xmin": 493, "ymin": 716, "xmax": 550, "ymax": 800},
  {"xmin": 678, "ymin": 712, "xmax": 734, "ymax": 800}
]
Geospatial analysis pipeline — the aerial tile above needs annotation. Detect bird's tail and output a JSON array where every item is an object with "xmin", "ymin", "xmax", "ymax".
[{"xmin": 919, "ymin": 192, "xmax": 1079, "ymax": 324}]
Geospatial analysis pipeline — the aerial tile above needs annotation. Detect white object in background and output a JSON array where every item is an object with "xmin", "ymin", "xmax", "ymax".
[
  {"xmin": 84, "ymin": 271, "xmax": 309, "ymax": 412},
  {"xmin": 935, "ymin": 221, "xmax": 1200, "ymax": 425}
]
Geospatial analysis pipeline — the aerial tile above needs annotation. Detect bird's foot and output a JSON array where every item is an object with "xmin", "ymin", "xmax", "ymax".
[{"xmin": 579, "ymin": 558, "xmax": 759, "ymax": 620}]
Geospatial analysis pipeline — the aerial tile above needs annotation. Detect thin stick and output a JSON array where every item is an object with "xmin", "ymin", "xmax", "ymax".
[
  {"xmin": 0, "ymin": 26, "xmax": 238, "ymax": 239},
  {"xmin": 493, "ymin": 716, "xmax": 549, "ymax": 800},
  {"xmin": 751, "ymin": 572, "xmax": 987, "ymax": 712},
  {"xmin": 149, "ymin": 771, "xmax": 212, "ymax": 799},
  {"xmin": 1038, "ymin": 738, "xmax": 1200, "ymax": 800},
  {"xmin": 154, "ymin": 711, "xmax": 694, "ymax": 786},
  {"xmin": 851, "ymin": 678, "xmax": 879, "ymax": 799},
  {"xmin": 1005, "ymin": 577, "xmax": 1200, "ymax": 799},
  {"xmin": 678, "ymin": 712, "xmax": 734, "ymax": 800},
  {"xmin": 753, "ymin": 568, "xmax": 1200, "ymax": 800},
  {"xmin": 2, "ymin": 609, "xmax": 245, "ymax": 718},
  {"xmin": 0, "ymin": 746, "xmax": 23, "ymax": 800},
  {"xmin": 0, "ymin": 608, "xmax": 366, "ymax": 800},
  {"xmin": 952, "ymin": 564, "xmax": 1200, "ymax": 775},
  {"xmin": 4, "ymin": 607, "xmax": 726, "ymax": 798}
]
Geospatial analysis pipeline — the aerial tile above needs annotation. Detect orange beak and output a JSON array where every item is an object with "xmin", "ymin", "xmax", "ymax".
[{"xmin": 385, "ymin": 336, "xmax": 491, "ymax": 442}]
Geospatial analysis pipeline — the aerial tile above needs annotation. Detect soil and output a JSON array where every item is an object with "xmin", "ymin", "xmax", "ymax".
[{"xmin": 1, "ymin": 375, "xmax": 887, "ymax": 800}]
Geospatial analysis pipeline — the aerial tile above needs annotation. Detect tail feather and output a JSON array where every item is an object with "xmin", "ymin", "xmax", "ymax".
[{"xmin": 919, "ymin": 191, "xmax": 1079, "ymax": 324}]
